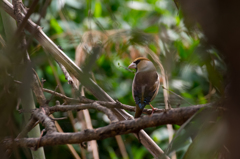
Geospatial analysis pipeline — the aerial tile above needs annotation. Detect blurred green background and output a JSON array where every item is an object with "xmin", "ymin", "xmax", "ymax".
[{"xmin": 0, "ymin": 0, "xmax": 225, "ymax": 158}]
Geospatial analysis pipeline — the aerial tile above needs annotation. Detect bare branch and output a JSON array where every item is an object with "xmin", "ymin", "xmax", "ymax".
[
  {"xmin": 43, "ymin": 88, "xmax": 158, "ymax": 114},
  {"xmin": 32, "ymin": 109, "xmax": 57, "ymax": 134},
  {"xmin": 4, "ymin": 105, "xmax": 211, "ymax": 150},
  {"xmin": 55, "ymin": 60, "xmax": 80, "ymax": 98},
  {"xmin": 56, "ymin": 61, "xmax": 78, "ymax": 89},
  {"xmin": 31, "ymin": 71, "xmax": 47, "ymax": 107},
  {"xmin": 52, "ymin": 114, "xmax": 81, "ymax": 159},
  {"xmin": 49, "ymin": 116, "xmax": 67, "ymax": 121},
  {"xmin": 43, "ymin": 88, "xmax": 94, "ymax": 103},
  {"xmin": 12, "ymin": 0, "xmax": 23, "ymax": 25},
  {"xmin": 49, "ymin": 103, "xmax": 118, "ymax": 122},
  {"xmin": 43, "ymin": 88, "xmax": 72, "ymax": 101},
  {"xmin": 49, "ymin": 103, "xmax": 209, "ymax": 125},
  {"xmin": 17, "ymin": 118, "xmax": 38, "ymax": 138},
  {"xmin": 44, "ymin": 88, "xmax": 211, "ymax": 116},
  {"xmin": 115, "ymin": 135, "xmax": 129, "ymax": 159}
]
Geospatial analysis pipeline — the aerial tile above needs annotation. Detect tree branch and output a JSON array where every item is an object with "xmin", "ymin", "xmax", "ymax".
[
  {"xmin": 50, "ymin": 103, "xmax": 118, "ymax": 122},
  {"xmin": 32, "ymin": 109, "xmax": 57, "ymax": 134},
  {"xmin": 43, "ymin": 88, "xmax": 164, "ymax": 115},
  {"xmin": 56, "ymin": 60, "xmax": 78, "ymax": 90},
  {"xmin": 49, "ymin": 102, "xmax": 210, "ymax": 120},
  {"xmin": 4, "ymin": 105, "xmax": 210, "ymax": 150},
  {"xmin": 60, "ymin": 104, "xmax": 208, "ymax": 124},
  {"xmin": 17, "ymin": 118, "xmax": 38, "ymax": 138},
  {"xmin": 31, "ymin": 71, "xmax": 47, "ymax": 107}
]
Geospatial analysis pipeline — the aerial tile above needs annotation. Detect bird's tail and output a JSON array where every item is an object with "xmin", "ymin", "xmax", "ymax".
[
  {"xmin": 134, "ymin": 105, "xmax": 143, "ymax": 118},
  {"xmin": 134, "ymin": 105, "xmax": 143, "ymax": 143}
]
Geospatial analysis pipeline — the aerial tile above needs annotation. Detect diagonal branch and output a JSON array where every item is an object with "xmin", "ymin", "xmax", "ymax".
[
  {"xmin": 17, "ymin": 118, "xmax": 39, "ymax": 138},
  {"xmin": 56, "ymin": 60, "xmax": 78, "ymax": 90},
  {"xmin": 32, "ymin": 109, "xmax": 57, "ymax": 134},
  {"xmin": 31, "ymin": 71, "xmax": 47, "ymax": 107}
]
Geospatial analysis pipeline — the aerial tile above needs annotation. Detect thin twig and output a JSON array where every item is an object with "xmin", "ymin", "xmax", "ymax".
[
  {"xmin": 35, "ymin": 129, "xmax": 46, "ymax": 150},
  {"xmin": 49, "ymin": 116, "xmax": 67, "ymax": 121},
  {"xmin": 47, "ymin": 57, "xmax": 83, "ymax": 158},
  {"xmin": 52, "ymin": 114, "xmax": 81, "ymax": 159},
  {"xmin": 31, "ymin": 73, "xmax": 47, "ymax": 107},
  {"xmin": 16, "ymin": 98, "xmax": 21, "ymax": 110},
  {"xmin": 46, "ymin": 85, "xmax": 59, "ymax": 104},
  {"xmin": 14, "ymin": 80, "xmax": 22, "ymax": 84},
  {"xmin": 17, "ymin": 118, "xmax": 38, "ymax": 138},
  {"xmin": 162, "ymin": 86, "xmax": 193, "ymax": 105},
  {"xmin": 146, "ymin": 47, "xmax": 175, "ymax": 158},
  {"xmin": 118, "ymin": 63, "xmax": 135, "ymax": 73},
  {"xmin": 56, "ymin": 60, "xmax": 79, "ymax": 95},
  {"xmin": 48, "ymin": 59, "xmax": 65, "ymax": 93},
  {"xmin": 115, "ymin": 135, "xmax": 129, "ymax": 159},
  {"xmin": 43, "ymin": 88, "xmax": 71, "ymax": 101},
  {"xmin": 78, "ymin": 87, "xmax": 98, "ymax": 159},
  {"xmin": 49, "ymin": 103, "xmax": 118, "ymax": 122},
  {"xmin": 43, "ymin": 88, "xmax": 166, "ymax": 114},
  {"xmin": 56, "ymin": 61, "xmax": 76, "ymax": 87}
]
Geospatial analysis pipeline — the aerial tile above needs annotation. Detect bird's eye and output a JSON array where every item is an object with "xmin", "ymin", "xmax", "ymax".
[{"xmin": 134, "ymin": 60, "xmax": 141, "ymax": 65}]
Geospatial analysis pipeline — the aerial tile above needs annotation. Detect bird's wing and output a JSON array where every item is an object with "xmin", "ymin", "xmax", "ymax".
[{"xmin": 132, "ymin": 71, "xmax": 159, "ymax": 109}]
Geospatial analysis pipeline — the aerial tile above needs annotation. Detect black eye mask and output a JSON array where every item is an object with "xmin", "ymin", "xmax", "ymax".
[{"xmin": 134, "ymin": 59, "xmax": 141, "ymax": 65}]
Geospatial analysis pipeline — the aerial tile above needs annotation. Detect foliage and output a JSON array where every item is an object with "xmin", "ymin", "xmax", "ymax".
[{"xmin": 0, "ymin": 0, "xmax": 226, "ymax": 158}]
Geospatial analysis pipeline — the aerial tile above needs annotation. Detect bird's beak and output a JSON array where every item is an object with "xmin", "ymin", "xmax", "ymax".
[{"xmin": 128, "ymin": 62, "xmax": 136, "ymax": 69}]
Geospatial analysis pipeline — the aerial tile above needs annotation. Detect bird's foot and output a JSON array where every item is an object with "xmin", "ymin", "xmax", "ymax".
[
  {"xmin": 149, "ymin": 104, "xmax": 157, "ymax": 116},
  {"xmin": 150, "ymin": 108, "xmax": 157, "ymax": 116}
]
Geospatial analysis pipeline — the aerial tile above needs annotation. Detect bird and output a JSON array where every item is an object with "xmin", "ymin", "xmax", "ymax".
[{"xmin": 128, "ymin": 57, "xmax": 160, "ymax": 118}]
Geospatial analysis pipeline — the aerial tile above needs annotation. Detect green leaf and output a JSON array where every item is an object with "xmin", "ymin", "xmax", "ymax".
[
  {"xmin": 50, "ymin": 18, "xmax": 63, "ymax": 34},
  {"xmin": 144, "ymin": 25, "xmax": 159, "ymax": 33},
  {"xmin": 107, "ymin": 147, "xmax": 118, "ymax": 159},
  {"xmin": 65, "ymin": 0, "xmax": 83, "ymax": 9},
  {"xmin": 94, "ymin": 1, "xmax": 102, "ymax": 18}
]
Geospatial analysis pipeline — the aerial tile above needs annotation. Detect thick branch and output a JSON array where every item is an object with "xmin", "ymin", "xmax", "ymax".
[
  {"xmin": 13, "ymin": 0, "xmax": 39, "ymax": 38},
  {"xmin": 4, "ymin": 105, "xmax": 210, "ymax": 149},
  {"xmin": 32, "ymin": 109, "xmax": 57, "ymax": 134},
  {"xmin": 12, "ymin": 0, "xmax": 22, "ymax": 24}
]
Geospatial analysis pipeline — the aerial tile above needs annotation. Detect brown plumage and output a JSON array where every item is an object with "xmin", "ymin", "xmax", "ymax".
[{"xmin": 128, "ymin": 57, "xmax": 160, "ymax": 118}]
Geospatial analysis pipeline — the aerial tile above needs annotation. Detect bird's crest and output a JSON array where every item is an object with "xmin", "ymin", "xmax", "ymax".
[{"xmin": 133, "ymin": 57, "xmax": 150, "ymax": 63}]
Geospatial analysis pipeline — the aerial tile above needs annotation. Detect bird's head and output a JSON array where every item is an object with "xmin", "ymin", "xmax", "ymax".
[{"xmin": 128, "ymin": 57, "xmax": 156, "ymax": 72}]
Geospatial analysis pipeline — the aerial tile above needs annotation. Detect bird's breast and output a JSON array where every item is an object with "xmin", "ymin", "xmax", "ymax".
[{"xmin": 133, "ymin": 71, "xmax": 158, "ymax": 87}]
